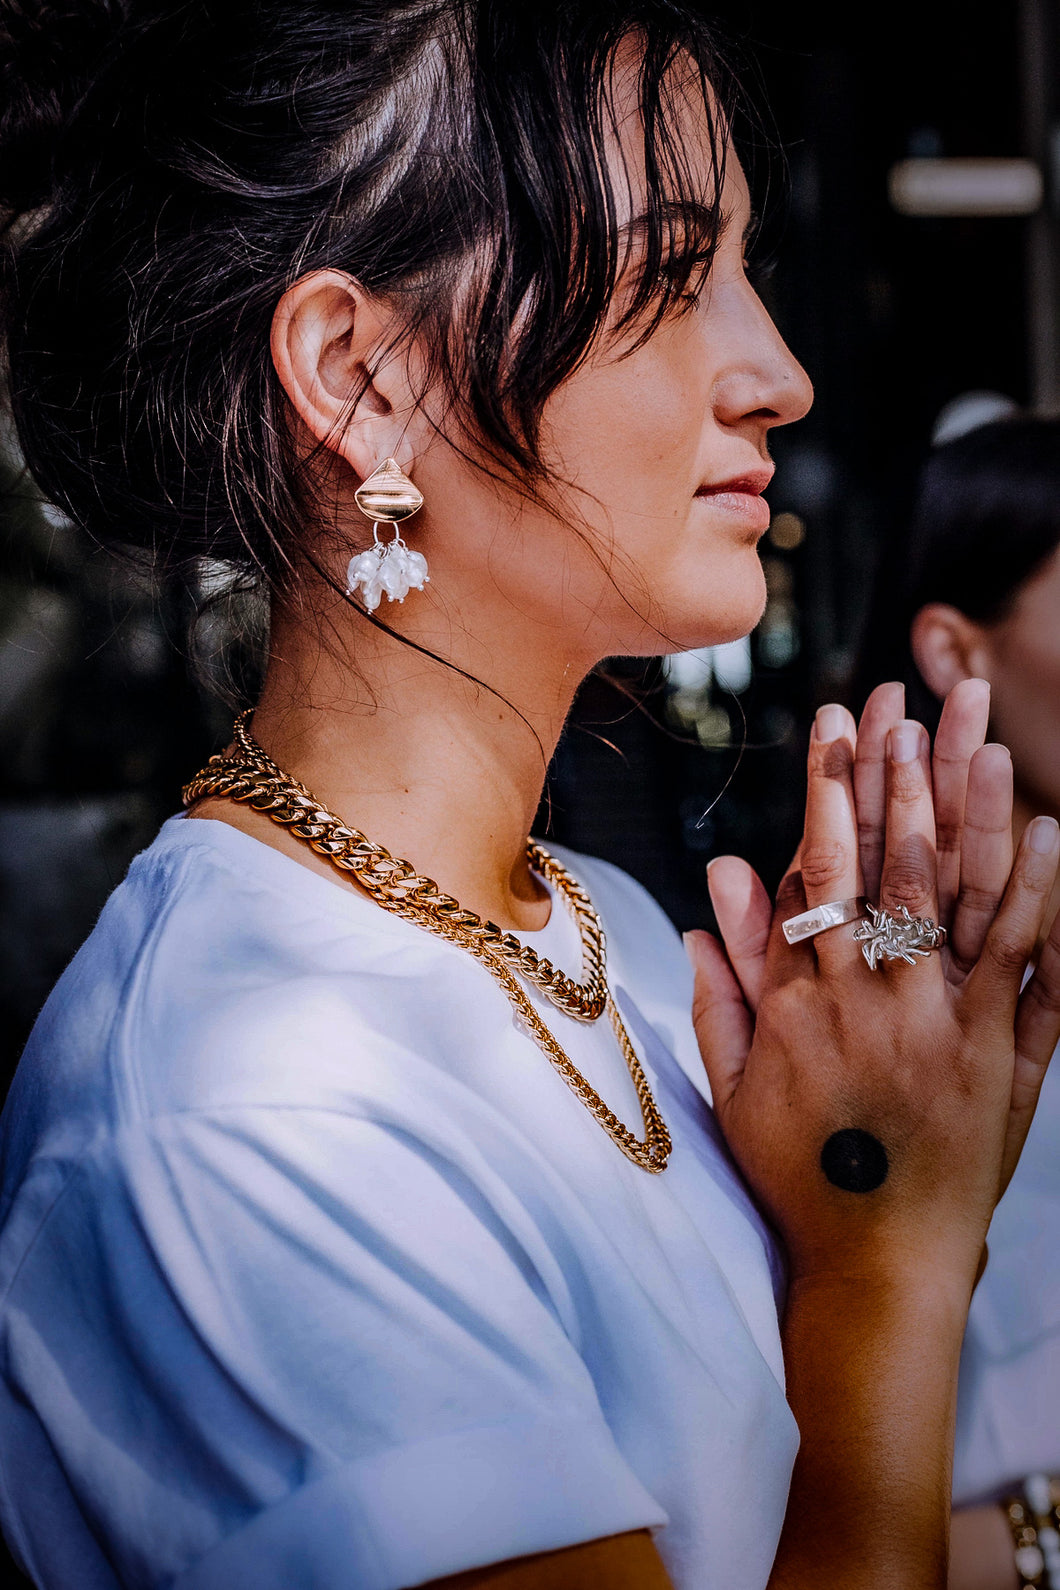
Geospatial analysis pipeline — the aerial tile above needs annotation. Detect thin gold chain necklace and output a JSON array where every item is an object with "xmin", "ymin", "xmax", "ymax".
[{"xmin": 182, "ymin": 712, "xmax": 671, "ymax": 1173}]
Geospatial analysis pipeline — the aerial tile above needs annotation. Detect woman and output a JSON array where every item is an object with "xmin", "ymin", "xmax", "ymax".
[
  {"xmin": 1, "ymin": 5, "xmax": 1058, "ymax": 1588},
  {"xmin": 855, "ymin": 413, "xmax": 1060, "ymax": 1588}
]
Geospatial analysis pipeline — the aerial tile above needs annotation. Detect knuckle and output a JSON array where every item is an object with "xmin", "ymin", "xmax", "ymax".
[
  {"xmin": 734, "ymin": 921, "xmax": 771, "ymax": 961},
  {"xmin": 934, "ymin": 817, "xmax": 962, "ymax": 855},
  {"xmin": 799, "ymin": 842, "xmax": 853, "ymax": 893},
  {"xmin": 986, "ymin": 931, "xmax": 1032, "ymax": 977},
  {"xmin": 1028, "ymin": 976, "xmax": 1060, "ymax": 1018},
  {"xmin": 955, "ymin": 882, "xmax": 1002, "ymax": 919},
  {"xmin": 887, "ymin": 758, "xmax": 928, "ymax": 806},
  {"xmin": 1020, "ymin": 850, "xmax": 1057, "ymax": 892},
  {"xmin": 881, "ymin": 834, "xmax": 934, "ymax": 912},
  {"xmin": 881, "ymin": 867, "xmax": 932, "ymax": 912},
  {"xmin": 964, "ymin": 812, "xmax": 1012, "ymax": 840},
  {"xmin": 856, "ymin": 818, "xmax": 883, "ymax": 852}
]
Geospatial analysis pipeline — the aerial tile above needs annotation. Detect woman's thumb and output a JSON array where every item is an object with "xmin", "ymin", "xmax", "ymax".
[{"xmin": 684, "ymin": 928, "xmax": 752, "ymax": 1114}]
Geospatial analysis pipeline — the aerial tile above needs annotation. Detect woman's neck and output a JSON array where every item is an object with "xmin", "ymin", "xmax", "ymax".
[{"xmin": 222, "ymin": 597, "xmax": 589, "ymax": 933}]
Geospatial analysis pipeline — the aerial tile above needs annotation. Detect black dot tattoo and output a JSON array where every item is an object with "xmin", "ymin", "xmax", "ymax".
[{"xmin": 821, "ymin": 1129, "xmax": 889, "ymax": 1193}]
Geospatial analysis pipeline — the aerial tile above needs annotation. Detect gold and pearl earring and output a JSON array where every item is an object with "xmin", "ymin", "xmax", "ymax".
[{"xmin": 345, "ymin": 457, "xmax": 428, "ymax": 612}]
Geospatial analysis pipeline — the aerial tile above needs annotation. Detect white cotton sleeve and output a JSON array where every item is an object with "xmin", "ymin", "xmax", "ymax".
[{"xmin": 1, "ymin": 1106, "xmax": 667, "ymax": 1590}]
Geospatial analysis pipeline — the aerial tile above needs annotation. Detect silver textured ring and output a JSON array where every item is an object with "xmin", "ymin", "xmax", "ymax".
[
  {"xmin": 852, "ymin": 903, "xmax": 947, "ymax": 970},
  {"xmin": 782, "ymin": 897, "xmax": 865, "ymax": 946}
]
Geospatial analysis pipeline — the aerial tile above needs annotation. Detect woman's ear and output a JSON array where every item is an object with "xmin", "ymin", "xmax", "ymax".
[
  {"xmin": 269, "ymin": 269, "xmax": 418, "ymax": 481},
  {"xmin": 910, "ymin": 602, "xmax": 992, "ymax": 702}
]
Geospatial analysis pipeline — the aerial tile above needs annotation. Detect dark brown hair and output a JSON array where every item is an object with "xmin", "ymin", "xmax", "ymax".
[{"xmin": 1, "ymin": 0, "xmax": 753, "ymax": 619}]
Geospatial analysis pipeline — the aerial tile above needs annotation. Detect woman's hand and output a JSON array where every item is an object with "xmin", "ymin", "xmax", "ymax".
[
  {"xmin": 686, "ymin": 680, "xmax": 1060, "ymax": 1589},
  {"xmin": 687, "ymin": 678, "xmax": 1060, "ymax": 1286}
]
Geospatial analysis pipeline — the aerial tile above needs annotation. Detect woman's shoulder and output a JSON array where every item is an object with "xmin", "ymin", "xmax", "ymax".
[
  {"xmin": 4, "ymin": 816, "xmax": 486, "ymax": 1151},
  {"xmin": 2, "ymin": 825, "xmax": 699, "ymax": 1215}
]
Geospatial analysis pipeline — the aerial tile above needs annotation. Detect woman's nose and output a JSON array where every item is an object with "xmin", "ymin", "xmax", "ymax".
[{"xmin": 713, "ymin": 291, "xmax": 814, "ymax": 434}]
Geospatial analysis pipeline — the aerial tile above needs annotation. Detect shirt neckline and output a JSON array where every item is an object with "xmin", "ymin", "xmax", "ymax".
[{"xmin": 155, "ymin": 813, "xmax": 582, "ymax": 970}]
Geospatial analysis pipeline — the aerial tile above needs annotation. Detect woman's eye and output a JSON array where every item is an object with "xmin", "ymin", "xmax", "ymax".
[{"xmin": 655, "ymin": 257, "xmax": 711, "ymax": 309}]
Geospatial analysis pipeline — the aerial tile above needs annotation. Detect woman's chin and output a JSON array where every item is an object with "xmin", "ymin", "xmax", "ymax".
[
  {"xmin": 655, "ymin": 565, "xmax": 767, "ymax": 654},
  {"xmin": 588, "ymin": 549, "xmax": 767, "ymax": 659}
]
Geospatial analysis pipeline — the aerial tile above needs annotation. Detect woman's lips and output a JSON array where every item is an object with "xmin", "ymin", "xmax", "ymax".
[{"xmin": 695, "ymin": 473, "xmax": 773, "ymax": 533}]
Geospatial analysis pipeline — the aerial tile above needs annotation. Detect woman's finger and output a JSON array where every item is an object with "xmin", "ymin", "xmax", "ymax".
[
  {"xmin": 685, "ymin": 929, "xmax": 754, "ymax": 1113},
  {"xmin": 964, "ymin": 815, "xmax": 1060, "ymax": 1033},
  {"xmin": 1005, "ymin": 880, "xmax": 1060, "ymax": 1189},
  {"xmin": 706, "ymin": 855, "xmax": 773, "ymax": 1012},
  {"xmin": 932, "ymin": 678, "xmax": 991, "ymax": 925},
  {"xmin": 853, "ymin": 681, "xmax": 905, "ymax": 905},
  {"xmin": 947, "ymin": 744, "xmax": 1013, "ymax": 978},
  {"xmin": 800, "ymin": 703, "xmax": 862, "ymax": 969},
  {"xmin": 764, "ymin": 857, "xmax": 818, "ymax": 989},
  {"xmin": 878, "ymin": 719, "xmax": 939, "ymax": 924}
]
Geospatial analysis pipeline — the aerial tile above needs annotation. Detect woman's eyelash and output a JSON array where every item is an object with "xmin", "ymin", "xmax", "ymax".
[{"xmin": 651, "ymin": 253, "xmax": 714, "ymax": 298}]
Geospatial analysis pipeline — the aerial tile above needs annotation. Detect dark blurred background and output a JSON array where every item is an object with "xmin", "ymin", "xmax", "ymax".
[{"xmin": 2, "ymin": 0, "xmax": 1058, "ymax": 1088}]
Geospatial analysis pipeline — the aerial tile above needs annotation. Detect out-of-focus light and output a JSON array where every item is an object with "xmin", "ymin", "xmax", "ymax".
[
  {"xmin": 711, "ymin": 636, "xmax": 753, "ymax": 695},
  {"xmin": 662, "ymin": 647, "xmax": 713, "ymax": 692},
  {"xmin": 888, "ymin": 158, "xmax": 1043, "ymax": 217},
  {"xmin": 768, "ymin": 512, "xmax": 806, "ymax": 551},
  {"xmin": 694, "ymin": 706, "xmax": 732, "ymax": 749},
  {"xmin": 759, "ymin": 613, "xmax": 799, "ymax": 670}
]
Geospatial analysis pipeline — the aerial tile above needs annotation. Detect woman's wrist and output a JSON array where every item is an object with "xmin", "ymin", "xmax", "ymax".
[
  {"xmin": 784, "ymin": 1247, "xmax": 981, "ymax": 1314},
  {"xmin": 773, "ymin": 1266, "xmax": 969, "ymax": 1589}
]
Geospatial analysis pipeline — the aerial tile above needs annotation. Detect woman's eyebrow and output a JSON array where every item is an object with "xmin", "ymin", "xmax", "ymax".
[
  {"xmin": 618, "ymin": 200, "xmax": 719, "ymax": 241},
  {"xmin": 617, "ymin": 201, "xmax": 759, "ymax": 251}
]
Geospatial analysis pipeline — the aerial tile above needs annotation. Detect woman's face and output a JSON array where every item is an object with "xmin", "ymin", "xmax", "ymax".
[
  {"xmin": 409, "ymin": 72, "xmax": 813, "ymax": 671},
  {"xmin": 979, "ymin": 546, "xmax": 1060, "ymax": 817}
]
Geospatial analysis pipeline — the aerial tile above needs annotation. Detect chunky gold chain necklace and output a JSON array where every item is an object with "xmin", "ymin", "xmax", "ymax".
[{"xmin": 181, "ymin": 712, "xmax": 671, "ymax": 1173}]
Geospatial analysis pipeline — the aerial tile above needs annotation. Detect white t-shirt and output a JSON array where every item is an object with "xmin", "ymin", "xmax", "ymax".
[
  {"xmin": 954, "ymin": 1028, "xmax": 1060, "ymax": 1505},
  {"xmin": 0, "ymin": 817, "xmax": 798, "ymax": 1590}
]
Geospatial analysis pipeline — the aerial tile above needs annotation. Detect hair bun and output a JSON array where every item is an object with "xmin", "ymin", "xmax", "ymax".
[{"xmin": 0, "ymin": 0, "xmax": 129, "ymax": 215}]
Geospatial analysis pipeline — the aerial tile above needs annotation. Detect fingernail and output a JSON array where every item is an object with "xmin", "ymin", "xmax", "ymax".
[
  {"xmin": 1028, "ymin": 816, "xmax": 1059, "ymax": 855},
  {"xmin": 682, "ymin": 930, "xmax": 700, "ymax": 967},
  {"xmin": 891, "ymin": 721, "xmax": 920, "ymax": 763},
  {"xmin": 816, "ymin": 704, "xmax": 846, "ymax": 743}
]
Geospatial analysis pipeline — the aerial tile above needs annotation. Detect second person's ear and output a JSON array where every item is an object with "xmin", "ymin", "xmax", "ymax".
[{"xmin": 910, "ymin": 602, "xmax": 992, "ymax": 702}]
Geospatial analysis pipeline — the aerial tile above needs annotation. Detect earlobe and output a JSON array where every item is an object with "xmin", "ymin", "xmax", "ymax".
[
  {"xmin": 268, "ymin": 269, "xmax": 399, "ymax": 477},
  {"xmin": 910, "ymin": 603, "xmax": 990, "ymax": 701}
]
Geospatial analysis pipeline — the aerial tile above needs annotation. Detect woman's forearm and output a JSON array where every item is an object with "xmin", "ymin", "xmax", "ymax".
[{"xmin": 769, "ymin": 1270, "xmax": 972, "ymax": 1590}]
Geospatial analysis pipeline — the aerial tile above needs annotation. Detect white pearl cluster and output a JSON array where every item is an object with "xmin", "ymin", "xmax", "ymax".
[{"xmin": 346, "ymin": 540, "xmax": 430, "ymax": 613}]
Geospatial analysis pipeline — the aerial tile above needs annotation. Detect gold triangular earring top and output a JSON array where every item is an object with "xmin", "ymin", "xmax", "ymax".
[{"xmin": 354, "ymin": 457, "xmax": 424, "ymax": 523}]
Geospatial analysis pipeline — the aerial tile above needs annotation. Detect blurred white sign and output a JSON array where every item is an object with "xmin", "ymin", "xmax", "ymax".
[{"xmin": 888, "ymin": 158, "xmax": 1043, "ymax": 217}]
